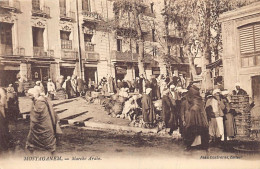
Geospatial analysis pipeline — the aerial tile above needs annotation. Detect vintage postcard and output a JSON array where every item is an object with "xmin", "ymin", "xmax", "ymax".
[{"xmin": 0, "ymin": 0, "xmax": 260, "ymax": 168}]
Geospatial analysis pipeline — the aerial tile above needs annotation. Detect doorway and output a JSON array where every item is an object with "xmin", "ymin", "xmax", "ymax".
[
  {"xmin": 84, "ymin": 67, "xmax": 97, "ymax": 88},
  {"xmin": 60, "ymin": 67, "xmax": 75, "ymax": 79}
]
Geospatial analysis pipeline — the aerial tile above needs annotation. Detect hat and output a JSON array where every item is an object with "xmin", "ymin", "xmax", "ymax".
[
  {"xmin": 170, "ymin": 85, "xmax": 175, "ymax": 89},
  {"xmin": 180, "ymin": 89, "xmax": 188, "ymax": 93},
  {"xmin": 213, "ymin": 89, "xmax": 221, "ymax": 95},
  {"xmin": 235, "ymin": 82, "xmax": 240, "ymax": 86},
  {"xmin": 28, "ymin": 88, "xmax": 40, "ymax": 98},
  {"xmin": 48, "ymin": 78, "xmax": 51, "ymax": 82},
  {"xmin": 36, "ymin": 81, "xmax": 41, "ymax": 85},
  {"xmin": 146, "ymin": 88, "xmax": 152, "ymax": 94},
  {"xmin": 221, "ymin": 90, "xmax": 229, "ymax": 95},
  {"xmin": 8, "ymin": 84, "xmax": 13, "ymax": 87}
]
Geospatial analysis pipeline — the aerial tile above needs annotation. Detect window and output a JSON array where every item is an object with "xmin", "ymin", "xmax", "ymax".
[
  {"xmin": 239, "ymin": 23, "xmax": 260, "ymax": 67},
  {"xmin": 150, "ymin": 3, "xmax": 154, "ymax": 13},
  {"xmin": 60, "ymin": 31, "xmax": 70, "ymax": 40},
  {"xmin": 152, "ymin": 29, "xmax": 155, "ymax": 42},
  {"xmin": 32, "ymin": 27, "xmax": 44, "ymax": 47},
  {"xmin": 82, "ymin": 0, "xmax": 91, "ymax": 11},
  {"xmin": 0, "ymin": 23, "xmax": 13, "ymax": 45},
  {"xmin": 60, "ymin": 31, "xmax": 71, "ymax": 49},
  {"xmin": 153, "ymin": 47, "xmax": 157, "ymax": 57},
  {"xmin": 117, "ymin": 39, "xmax": 122, "ymax": 52},
  {"xmin": 136, "ymin": 43, "xmax": 139, "ymax": 54},
  {"xmin": 32, "ymin": 0, "xmax": 40, "ymax": 10},
  {"xmin": 167, "ymin": 46, "xmax": 171, "ymax": 55},
  {"xmin": 59, "ymin": 0, "xmax": 66, "ymax": 16},
  {"xmin": 84, "ymin": 34, "xmax": 92, "ymax": 42}
]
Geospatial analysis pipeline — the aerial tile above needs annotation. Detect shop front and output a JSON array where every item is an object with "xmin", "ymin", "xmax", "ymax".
[
  {"xmin": 84, "ymin": 66, "xmax": 98, "ymax": 89},
  {"xmin": 0, "ymin": 63, "xmax": 20, "ymax": 87}
]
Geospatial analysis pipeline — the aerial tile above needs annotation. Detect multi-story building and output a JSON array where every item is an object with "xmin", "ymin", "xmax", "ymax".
[
  {"xmin": 220, "ymin": 1, "xmax": 260, "ymax": 106},
  {"xmin": 0, "ymin": 0, "xmax": 189, "ymax": 88}
]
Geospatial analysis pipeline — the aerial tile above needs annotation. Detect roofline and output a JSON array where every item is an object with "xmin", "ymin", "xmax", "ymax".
[{"xmin": 219, "ymin": 1, "xmax": 260, "ymax": 23}]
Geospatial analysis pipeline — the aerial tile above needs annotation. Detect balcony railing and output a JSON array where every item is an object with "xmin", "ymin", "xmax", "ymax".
[
  {"xmin": 0, "ymin": 0, "xmax": 20, "ymax": 12},
  {"xmin": 61, "ymin": 50, "xmax": 77, "ymax": 60},
  {"xmin": 84, "ymin": 52, "xmax": 100, "ymax": 61},
  {"xmin": 32, "ymin": 5, "xmax": 50, "ymax": 18},
  {"xmin": 61, "ymin": 39, "xmax": 72, "ymax": 49},
  {"xmin": 85, "ymin": 42, "xmax": 95, "ymax": 52},
  {"xmin": 33, "ymin": 47, "xmax": 47, "ymax": 57},
  {"xmin": 82, "ymin": 11, "xmax": 102, "ymax": 22},
  {"xmin": 111, "ymin": 51, "xmax": 138, "ymax": 62},
  {"xmin": 60, "ymin": 7, "xmax": 75, "ymax": 21}
]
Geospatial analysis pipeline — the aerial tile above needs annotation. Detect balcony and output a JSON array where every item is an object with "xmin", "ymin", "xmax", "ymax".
[
  {"xmin": 32, "ymin": 5, "xmax": 50, "ymax": 18},
  {"xmin": 60, "ymin": 7, "xmax": 75, "ymax": 22},
  {"xmin": 82, "ymin": 11, "xmax": 102, "ymax": 23},
  {"xmin": 85, "ymin": 42, "xmax": 95, "ymax": 52},
  {"xmin": 111, "ymin": 50, "xmax": 138, "ymax": 62},
  {"xmin": 61, "ymin": 39, "xmax": 72, "ymax": 49},
  {"xmin": 0, "ymin": 0, "xmax": 20, "ymax": 12},
  {"xmin": 61, "ymin": 50, "xmax": 77, "ymax": 60},
  {"xmin": 163, "ymin": 30, "xmax": 183, "ymax": 43},
  {"xmin": 84, "ymin": 52, "xmax": 100, "ymax": 61},
  {"xmin": 33, "ymin": 47, "xmax": 48, "ymax": 57},
  {"xmin": 84, "ymin": 42, "xmax": 99, "ymax": 61}
]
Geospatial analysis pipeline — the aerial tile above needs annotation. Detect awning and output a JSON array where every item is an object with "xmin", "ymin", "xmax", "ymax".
[{"xmin": 206, "ymin": 59, "xmax": 222, "ymax": 69}]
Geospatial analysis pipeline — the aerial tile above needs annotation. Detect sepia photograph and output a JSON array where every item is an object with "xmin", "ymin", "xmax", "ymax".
[{"xmin": 0, "ymin": 0, "xmax": 260, "ymax": 168}]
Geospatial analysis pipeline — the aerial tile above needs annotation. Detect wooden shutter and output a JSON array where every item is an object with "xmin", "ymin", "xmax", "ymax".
[
  {"xmin": 239, "ymin": 25, "xmax": 254, "ymax": 54},
  {"xmin": 255, "ymin": 24, "xmax": 260, "ymax": 52}
]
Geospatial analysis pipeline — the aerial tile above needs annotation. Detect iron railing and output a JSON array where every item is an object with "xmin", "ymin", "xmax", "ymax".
[{"xmin": 61, "ymin": 39, "xmax": 72, "ymax": 49}]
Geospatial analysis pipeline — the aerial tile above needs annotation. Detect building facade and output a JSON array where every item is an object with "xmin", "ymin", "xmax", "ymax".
[
  {"xmin": 220, "ymin": 1, "xmax": 260, "ymax": 105},
  {"xmin": 0, "ymin": 0, "xmax": 190, "ymax": 88}
]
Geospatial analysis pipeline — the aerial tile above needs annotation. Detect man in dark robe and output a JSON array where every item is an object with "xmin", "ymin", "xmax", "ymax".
[
  {"xmin": 26, "ymin": 88, "xmax": 62, "ymax": 154},
  {"xmin": 168, "ymin": 85, "xmax": 178, "ymax": 134},
  {"xmin": 181, "ymin": 85, "xmax": 209, "ymax": 151},
  {"xmin": 162, "ymin": 89, "xmax": 177, "ymax": 134},
  {"xmin": 77, "ymin": 77, "xmax": 85, "ymax": 96},
  {"xmin": 65, "ymin": 76, "xmax": 73, "ymax": 99},
  {"xmin": 234, "ymin": 83, "xmax": 247, "ymax": 95},
  {"xmin": 141, "ymin": 88, "xmax": 155, "ymax": 128}
]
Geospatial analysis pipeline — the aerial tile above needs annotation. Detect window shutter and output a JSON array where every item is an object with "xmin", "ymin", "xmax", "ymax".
[
  {"xmin": 255, "ymin": 24, "xmax": 260, "ymax": 52},
  {"xmin": 239, "ymin": 26, "xmax": 254, "ymax": 54}
]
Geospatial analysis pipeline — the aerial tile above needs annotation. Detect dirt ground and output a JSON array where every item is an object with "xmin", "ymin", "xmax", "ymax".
[{"xmin": 1, "ymin": 119, "xmax": 260, "ymax": 161}]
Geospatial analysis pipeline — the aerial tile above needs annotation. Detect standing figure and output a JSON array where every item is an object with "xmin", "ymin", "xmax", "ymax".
[
  {"xmin": 71, "ymin": 75, "xmax": 77, "ymax": 97},
  {"xmin": 182, "ymin": 85, "xmax": 209, "ymax": 151},
  {"xmin": 17, "ymin": 78, "xmax": 25, "ymax": 97},
  {"xmin": 167, "ymin": 85, "xmax": 179, "ymax": 134},
  {"xmin": 161, "ymin": 89, "xmax": 177, "ymax": 134},
  {"xmin": 65, "ymin": 76, "xmax": 72, "ymax": 99},
  {"xmin": 0, "ymin": 87, "xmax": 10, "ymax": 152},
  {"xmin": 206, "ymin": 89, "xmax": 225, "ymax": 142},
  {"xmin": 6, "ymin": 84, "xmax": 19, "ymax": 125},
  {"xmin": 222, "ymin": 90, "xmax": 236, "ymax": 140},
  {"xmin": 47, "ymin": 79, "xmax": 56, "ymax": 100},
  {"xmin": 77, "ymin": 77, "xmax": 85, "ymax": 96},
  {"xmin": 141, "ymin": 88, "xmax": 155, "ymax": 128},
  {"xmin": 26, "ymin": 88, "xmax": 62, "ymax": 154},
  {"xmin": 138, "ymin": 74, "xmax": 144, "ymax": 94}
]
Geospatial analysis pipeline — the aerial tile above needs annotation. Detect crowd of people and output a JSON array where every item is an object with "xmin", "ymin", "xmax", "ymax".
[
  {"xmin": 0, "ymin": 72, "xmax": 249, "ymax": 154},
  {"xmin": 98, "ymin": 74, "xmax": 249, "ymax": 151}
]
